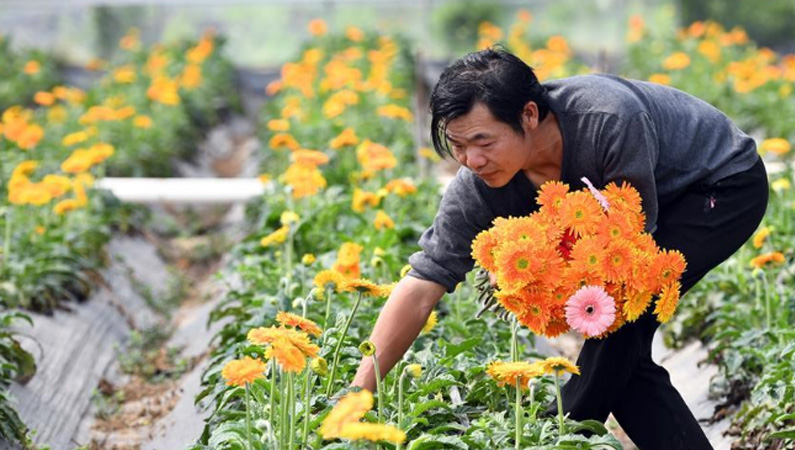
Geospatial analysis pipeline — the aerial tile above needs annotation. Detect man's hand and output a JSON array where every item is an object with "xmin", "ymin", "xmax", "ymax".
[{"xmin": 350, "ymin": 276, "xmax": 445, "ymax": 392}]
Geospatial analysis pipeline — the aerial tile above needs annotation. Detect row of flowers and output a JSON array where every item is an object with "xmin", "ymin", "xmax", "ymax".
[
  {"xmin": 0, "ymin": 30, "xmax": 238, "ymax": 447},
  {"xmin": 192, "ymin": 21, "xmax": 623, "ymax": 450}
]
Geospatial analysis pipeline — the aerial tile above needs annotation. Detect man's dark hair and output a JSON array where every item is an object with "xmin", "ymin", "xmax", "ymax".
[{"xmin": 430, "ymin": 48, "xmax": 550, "ymax": 158}]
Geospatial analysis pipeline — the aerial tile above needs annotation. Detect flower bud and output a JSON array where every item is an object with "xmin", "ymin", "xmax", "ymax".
[
  {"xmin": 310, "ymin": 357, "xmax": 328, "ymax": 377},
  {"xmin": 358, "ymin": 340, "xmax": 376, "ymax": 356},
  {"xmin": 302, "ymin": 253, "xmax": 316, "ymax": 265},
  {"xmin": 400, "ymin": 264, "xmax": 412, "ymax": 278},
  {"xmin": 406, "ymin": 364, "xmax": 422, "ymax": 378}
]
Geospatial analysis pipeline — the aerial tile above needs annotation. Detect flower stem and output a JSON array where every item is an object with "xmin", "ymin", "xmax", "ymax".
[
  {"xmin": 372, "ymin": 353, "xmax": 383, "ymax": 422},
  {"xmin": 280, "ymin": 368, "xmax": 288, "ymax": 449},
  {"xmin": 396, "ymin": 370, "xmax": 407, "ymax": 450},
  {"xmin": 288, "ymin": 371, "xmax": 296, "ymax": 450},
  {"xmin": 3, "ymin": 208, "xmax": 11, "ymax": 268},
  {"xmin": 302, "ymin": 372, "xmax": 313, "ymax": 447},
  {"xmin": 515, "ymin": 379, "xmax": 522, "ymax": 450},
  {"xmin": 245, "ymin": 383, "xmax": 253, "ymax": 450},
  {"xmin": 554, "ymin": 372, "xmax": 565, "ymax": 438},
  {"xmin": 511, "ymin": 317, "xmax": 519, "ymax": 362},
  {"xmin": 321, "ymin": 286, "xmax": 333, "ymax": 346},
  {"xmin": 269, "ymin": 360, "xmax": 277, "ymax": 444},
  {"xmin": 326, "ymin": 291, "xmax": 364, "ymax": 397}
]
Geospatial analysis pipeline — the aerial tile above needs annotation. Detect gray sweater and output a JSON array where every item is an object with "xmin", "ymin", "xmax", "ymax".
[{"xmin": 408, "ymin": 74, "xmax": 760, "ymax": 293}]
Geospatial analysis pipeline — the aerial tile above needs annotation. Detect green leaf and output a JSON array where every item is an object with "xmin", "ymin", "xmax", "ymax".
[
  {"xmin": 406, "ymin": 434, "xmax": 468, "ymax": 450},
  {"xmin": 768, "ymin": 428, "xmax": 795, "ymax": 439}
]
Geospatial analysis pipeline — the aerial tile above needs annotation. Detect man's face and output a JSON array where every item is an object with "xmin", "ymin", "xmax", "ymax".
[{"xmin": 445, "ymin": 102, "xmax": 534, "ymax": 188}]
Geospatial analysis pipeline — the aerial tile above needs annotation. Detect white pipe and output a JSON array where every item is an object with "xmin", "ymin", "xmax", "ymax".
[{"xmin": 95, "ymin": 178, "xmax": 266, "ymax": 204}]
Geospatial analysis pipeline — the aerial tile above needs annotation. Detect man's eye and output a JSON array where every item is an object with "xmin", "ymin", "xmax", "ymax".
[{"xmin": 481, "ymin": 142, "xmax": 494, "ymax": 149}]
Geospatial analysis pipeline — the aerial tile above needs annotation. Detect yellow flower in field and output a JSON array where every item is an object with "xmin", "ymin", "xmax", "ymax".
[
  {"xmin": 147, "ymin": 76, "xmax": 180, "ymax": 106},
  {"xmin": 24, "ymin": 61, "xmax": 40, "ymax": 75},
  {"xmin": 340, "ymin": 278, "xmax": 382, "ymax": 297},
  {"xmin": 221, "ymin": 356, "xmax": 267, "ymax": 387},
  {"xmin": 281, "ymin": 163, "xmax": 327, "ymax": 198},
  {"xmin": 187, "ymin": 35, "xmax": 214, "ymax": 64},
  {"xmin": 418, "ymin": 146, "xmax": 441, "ymax": 162},
  {"xmin": 772, "ymin": 178, "xmax": 791, "ymax": 192},
  {"xmin": 378, "ymin": 282, "xmax": 397, "ymax": 298},
  {"xmin": 377, "ymin": 104, "xmax": 414, "ymax": 121},
  {"xmin": 63, "ymin": 131, "xmax": 89, "ymax": 146},
  {"xmin": 311, "ymin": 357, "xmax": 328, "ymax": 377},
  {"xmin": 308, "ymin": 18, "xmax": 327, "ymax": 36},
  {"xmin": 314, "ymin": 269, "xmax": 345, "ymax": 293},
  {"xmin": 345, "ymin": 26, "xmax": 365, "ymax": 42},
  {"xmin": 89, "ymin": 142, "xmax": 115, "ymax": 164},
  {"xmin": 759, "ymin": 138, "xmax": 791, "ymax": 155},
  {"xmin": 280, "ymin": 210, "xmax": 300, "ymax": 226},
  {"xmin": 400, "ymin": 264, "xmax": 412, "ymax": 278},
  {"xmin": 750, "ymin": 252, "xmax": 785, "ymax": 269},
  {"xmin": 384, "ymin": 178, "xmax": 416, "ymax": 197},
  {"xmin": 330, "ymin": 128, "xmax": 360, "ymax": 149},
  {"xmin": 648, "ymin": 73, "xmax": 671, "ymax": 85},
  {"xmin": 41, "ymin": 174, "xmax": 71, "ymax": 197},
  {"xmin": 258, "ymin": 174, "xmax": 271, "ymax": 184},
  {"xmin": 486, "ymin": 361, "xmax": 544, "ymax": 388},
  {"xmin": 113, "ymin": 65, "xmax": 136, "ymax": 83},
  {"xmin": 662, "ymin": 52, "xmax": 691, "ymax": 71},
  {"xmin": 260, "ymin": 226, "xmax": 290, "ymax": 247},
  {"xmin": 16, "ymin": 124, "xmax": 44, "ymax": 150},
  {"xmin": 61, "ymin": 150, "xmax": 94, "ymax": 174},
  {"xmin": 35, "ymin": 226, "xmax": 46, "ymax": 235},
  {"xmin": 337, "ymin": 242, "xmax": 363, "ymax": 266},
  {"xmin": 373, "ymin": 210, "xmax": 395, "ymax": 230},
  {"xmin": 276, "ymin": 311, "xmax": 323, "ymax": 337},
  {"xmin": 119, "ymin": 29, "xmax": 140, "ymax": 50},
  {"xmin": 34, "ymin": 92, "xmax": 55, "ymax": 106},
  {"xmin": 12, "ymin": 160, "xmax": 38, "ymax": 178},
  {"xmin": 47, "ymin": 105, "xmax": 67, "ymax": 124},
  {"xmin": 301, "ymin": 253, "xmax": 316, "ymax": 265},
  {"xmin": 269, "ymin": 133, "xmax": 301, "ymax": 151},
  {"xmin": 181, "ymin": 64, "xmax": 202, "ymax": 89},
  {"xmin": 753, "ymin": 227, "xmax": 771, "ymax": 249},
  {"xmin": 265, "ymin": 80, "xmax": 282, "ymax": 96},
  {"xmin": 133, "ymin": 115, "xmax": 153, "ymax": 129},
  {"xmin": 538, "ymin": 357, "xmax": 580, "ymax": 376},
  {"xmin": 339, "ymin": 423, "xmax": 406, "ymax": 444},
  {"xmin": 267, "ymin": 119, "xmax": 290, "ymax": 132},
  {"xmin": 422, "ymin": 310, "xmax": 437, "ymax": 334},
  {"xmin": 356, "ymin": 140, "xmax": 397, "ymax": 173},
  {"xmin": 626, "ymin": 14, "xmax": 645, "ymax": 43},
  {"xmin": 320, "ymin": 390, "xmax": 373, "ymax": 439},
  {"xmin": 53, "ymin": 198, "xmax": 80, "ymax": 215},
  {"xmin": 352, "ymin": 189, "xmax": 380, "ymax": 213}
]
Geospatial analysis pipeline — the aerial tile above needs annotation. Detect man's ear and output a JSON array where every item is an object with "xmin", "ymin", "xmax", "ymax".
[{"xmin": 522, "ymin": 101, "xmax": 540, "ymax": 130}]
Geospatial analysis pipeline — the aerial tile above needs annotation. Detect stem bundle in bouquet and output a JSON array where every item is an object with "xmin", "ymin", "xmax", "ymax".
[{"xmin": 471, "ymin": 178, "xmax": 686, "ymax": 338}]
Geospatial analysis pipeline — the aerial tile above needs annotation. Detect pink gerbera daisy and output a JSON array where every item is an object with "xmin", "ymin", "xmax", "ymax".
[{"xmin": 565, "ymin": 285, "xmax": 616, "ymax": 337}]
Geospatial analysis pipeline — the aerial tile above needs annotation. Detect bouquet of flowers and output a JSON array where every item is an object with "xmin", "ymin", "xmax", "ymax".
[{"xmin": 470, "ymin": 178, "xmax": 686, "ymax": 338}]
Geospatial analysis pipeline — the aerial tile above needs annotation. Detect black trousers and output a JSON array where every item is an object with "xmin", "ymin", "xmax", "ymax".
[{"xmin": 554, "ymin": 158, "xmax": 769, "ymax": 450}]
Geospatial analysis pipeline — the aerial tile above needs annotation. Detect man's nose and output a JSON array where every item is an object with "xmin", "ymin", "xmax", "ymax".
[{"xmin": 465, "ymin": 148, "xmax": 487, "ymax": 171}]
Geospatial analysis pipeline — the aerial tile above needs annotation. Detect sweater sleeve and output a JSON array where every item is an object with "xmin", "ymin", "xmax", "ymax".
[
  {"xmin": 407, "ymin": 169, "xmax": 495, "ymax": 293},
  {"xmin": 601, "ymin": 111, "xmax": 660, "ymax": 233}
]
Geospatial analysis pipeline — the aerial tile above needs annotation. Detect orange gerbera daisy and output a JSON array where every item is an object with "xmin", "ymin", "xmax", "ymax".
[
  {"xmin": 320, "ymin": 390, "xmax": 373, "ymax": 439},
  {"xmin": 622, "ymin": 289, "xmax": 653, "ymax": 322},
  {"xmin": 597, "ymin": 209, "xmax": 640, "ymax": 246},
  {"xmin": 495, "ymin": 240, "xmax": 541, "ymax": 291},
  {"xmin": 653, "ymin": 281, "xmax": 681, "ymax": 323},
  {"xmin": 494, "ymin": 289, "xmax": 529, "ymax": 316},
  {"xmin": 517, "ymin": 291, "xmax": 552, "ymax": 334},
  {"xmin": 291, "ymin": 149, "xmax": 330, "ymax": 166},
  {"xmin": 569, "ymin": 235, "xmax": 606, "ymax": 278},
  {"xmin": 221, "ymin": 356, "xmax": 267, "ymax": 387},
  {"xmin": 247, "ymin": 326, "xmax": 320, "ymax": 372},
  {"xmin": 537, "ymin": 180, "xmax": 569, "ymax": 212},
  {"xmin": 276, "ymin": 311, "xmax": 323, "ymax": 337},
  {"xmin": 544, "ymin": 307, "xmax": 570, "ymax": 338},
  {"xmin": 602, "ymin": 241, "xmax": 634, "ymax": 283},
  {"xmin": 558, "ymin": 191, "xmax": 603, "ymax": 237},
  {"xmin": 648, "ymin": 250, "xmax": 687, "ymax": 292},
  {"xmin": 266, "ymin": 338, "xmax": 308, "ymax": 372},
  {"xmin": 340, "ymin": 278, "xmax": 383, "ymax": 297},
  {"xmin": 471, "ymin": 229, "xmax": 499, "ymax": 272},
  {"xmin": 496, "ymin": 216, "xmax": 547, "ymax": 245},
  {"xmin": 314, "ymin": 269, "xmax": 345, "ymax": 292},
  {"xmin": 603, "ymin": 181, "xmax": 643, "ymax": 213},
  {"xmin": 534, "ymin": 245, "xmax": 566, "ymax": 291}
]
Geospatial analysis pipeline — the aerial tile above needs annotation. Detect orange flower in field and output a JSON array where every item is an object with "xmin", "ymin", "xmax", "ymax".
[
  {"xmin": 308, "ymin": 19, "xmax": 327, "ymax": 36},
  {"xmin": 356, "ymin": 140, "xmax": 397, "ymax": 172},
  {"xmin": 281, "ymin": 163, "xmax": 327, "ymax": 198},
  {"xmin": 270, "ymin": 133, "xmax": 301, "ymax": 151},
  {"xmin": 248, "ymin": 326, "xmax": 319, "ymax": 372},
  {"xmin": 134, "ymin": 115, "xmax": 153, "ymax": 128},
  {"xmin": 340, "ymin": 278, "xmax": 384, "ymax": 297},
  {"xmin": 24, "ymin": 61, "xmax": 41, "ymax": 75},
  {"xmin": 320, "ymin": 390, "xmax": 372, "ymax": 439},
  {"xmin": 291, "ymin": 149, "xmax": 329, "ymax": 166},
  {"xmin": 486, "ymin": 361, "xmax": 543, "ymax": 388},
  {"xmin": 648, "ymin": 73, "xmax": 671, "ymax": 85},
  {"xmin": 314, "ymin": 269, "xmax": 345, "ymax": 292},
  {"xmin": 337, "ymin": 242, "xmax": 363, "ymax": 266},
  {"xmin": 181, "ymin": 64, "xmax": 202, "ymax": 89},
  {"xmin": 221, "ymin": 356, "xmax": 267, "ymax": 387},
  {"xmin": 267, "ymin": 119, "xmax": 290, "ymax": 132},
  {"xmin": 653, "ymin": 281, "xmax": 681, "ymax": 323},
  {"xmin": 537, "ymin": 180, "xmax": 569, "ymax": 211},
  {"xmin": 601, "ymin": 241, "xmax": 634, "ymax": 283},
  {"xmin": 276, "ymin": 311, "xmax": 322, "ymax": 337},
  {"xmin": 345, "ymin": 26, "xmax": 365, "ymax": 42},
  {"xmin": 558, "ymin": 191, "xmax": 603, "ymax": 237},
  {"xmin": 266, "ymin": 340, "xmax": 308, "ymax": 372},
  {"xmin": 384, "ymin": 178, "xmax": 417, "ymax": 197},
  {"xmin": 750, "ymin": 252, "xmax": 785, "ymax": 269},
  {"xmin": 604, "ymin": 181, "xmax": 643, "ymax": 213},
  {"xmin": 333, "ymin": 262, "xmax": 361, "ymax": 279},
  {"xmin": 471, "ymin": 229, "xmax": 499, "ymax": 272},
  {"xmin": 16, "ymin": 124, "xmax": 44, "ymax": 150},
  {"xmin": 373, "ymin": 210, "xmax": 395, "ymax": 230},
  {"xmin": 352, "ymin": 189, "xmax": 380, "ymax": 212},
  {"xmin": 495, "ymin": 240, "xmax": 540, "ymax": 291},
  {"xmin": 330, "ymin": 128, "xmax": 359, "ymax": 149},
  {"xmin": 34, "ymin": 92, "xmax": 55, "ymax": 106}
]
